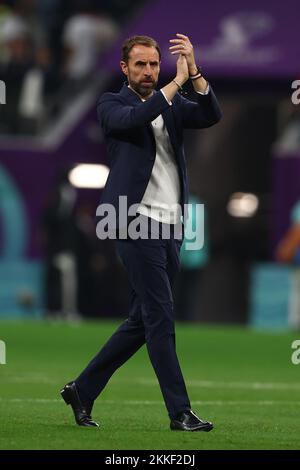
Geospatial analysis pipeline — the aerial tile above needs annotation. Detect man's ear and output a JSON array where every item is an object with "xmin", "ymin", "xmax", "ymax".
[{"xmin": 120, "ymin": 61, "xmax": 128, "ymax": 76}]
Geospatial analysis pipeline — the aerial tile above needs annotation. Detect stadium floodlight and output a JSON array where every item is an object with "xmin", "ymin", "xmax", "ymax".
[
  {"xmin": 227, "ymin": 192, "xmax": 259, "ymax": 218},
  {"xmin": 69, "ymin": 164, "xmax": 109, "ymax": 189}
]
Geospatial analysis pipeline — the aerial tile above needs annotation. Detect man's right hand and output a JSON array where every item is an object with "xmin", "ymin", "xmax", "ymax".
[
  {"xmin": 161, "ymin": 54, "xmax": 189, "ymax": 103},
  {"xmin": 175, "ymin": 54, "xmax": 189, "ymax": 86}
]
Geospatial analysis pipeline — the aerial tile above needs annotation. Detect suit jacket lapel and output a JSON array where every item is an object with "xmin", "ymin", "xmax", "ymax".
[
  {"xmin": 120, "ymin": 83, "xmax": 142, "ymax": 105},
  {"xmin": 120, "ymin": 84, "xmax": 182, "ymax": 166}
]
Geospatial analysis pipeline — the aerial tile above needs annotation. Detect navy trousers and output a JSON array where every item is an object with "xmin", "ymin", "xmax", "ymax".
[{"xmin": 75, "ymin": 221, "xmax": 191, "ymax": 418}]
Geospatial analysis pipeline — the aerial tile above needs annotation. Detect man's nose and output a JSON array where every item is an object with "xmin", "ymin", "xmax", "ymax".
[{"xmin": 144, "ymin": 64, "xmax": 152, "ymax": 76}]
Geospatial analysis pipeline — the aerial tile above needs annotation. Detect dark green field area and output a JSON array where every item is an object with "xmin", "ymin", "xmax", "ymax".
[{"xmin": 0, "ymin": 320, "xmax": 300, "ymax": 450}]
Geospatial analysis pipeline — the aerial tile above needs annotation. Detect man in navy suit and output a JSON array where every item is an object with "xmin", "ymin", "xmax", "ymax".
[{"xmin": 61, "ymin": 34, "xmax": 222, "ymax": 431}]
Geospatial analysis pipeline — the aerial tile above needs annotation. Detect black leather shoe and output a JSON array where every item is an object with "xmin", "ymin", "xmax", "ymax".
[
  {"xmin": 170, "ymin": 410, "xmax": 213, "ymax": 432},
  {"xmin": 60, "ymin": 381, "xmax": 99, "ymax": 427}
]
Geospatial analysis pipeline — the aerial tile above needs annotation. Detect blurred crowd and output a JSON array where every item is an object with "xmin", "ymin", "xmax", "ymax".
[
  {"xmin": 0, "ymin": 0, "xmax": 143, "ymax": 134},
  {"xmin": 40, "ymin": 168, "xmax": 129, "ymax": 320}
]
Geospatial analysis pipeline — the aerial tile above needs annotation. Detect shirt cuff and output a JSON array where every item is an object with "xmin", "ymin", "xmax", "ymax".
[
  {"xmin": 196, "ymin": 84, "xmax": 210, "ymax": 95},
  {"xmin": 160, "ymin": 89, "xmax": 173, "ymax": 105}
]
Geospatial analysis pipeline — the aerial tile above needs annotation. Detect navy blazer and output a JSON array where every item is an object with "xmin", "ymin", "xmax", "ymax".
[{"xmin": 97, "ymin": 83, "xmax": 222, "ymax": 228}]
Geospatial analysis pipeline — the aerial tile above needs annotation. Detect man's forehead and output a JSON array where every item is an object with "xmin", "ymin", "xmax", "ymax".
[{"xmin": 129, "ymin": 45, "xmax": 160, "ymax": 62}]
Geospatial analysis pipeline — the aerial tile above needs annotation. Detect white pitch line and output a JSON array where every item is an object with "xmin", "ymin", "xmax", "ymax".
[
  {"xmin": 134, "ymin": 378, "xmax": 300, "ymax": 391},
  {"xmin": 2, "ymin": 376, "xmax": 300, "ymax": 391},
  {"xmin": 1, "ymin": 376, "xmax": 57, "ymax": 384},
  {"xmin": 0, "ymin": 398, "xmax": 61, "ymax": 403},
  {"xmin": 100, "ymin": 400, "xmax": 300, "ymax": 406},
  {"xmin": 1, "ymin": 398, "xmax": 300, "ymax": 406}
]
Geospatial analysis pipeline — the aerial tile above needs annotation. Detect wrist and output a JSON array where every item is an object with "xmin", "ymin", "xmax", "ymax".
[
  {"xmin": 189, "ymin": 65, "xmax": 202, "ymax": 80},
  {"xmin": 189, "ymin": 65, "xmax": 198, "ymax": 76},
  {"xmin": 175, "ymin": 75, "xmax": 186, "ymax": 86}
]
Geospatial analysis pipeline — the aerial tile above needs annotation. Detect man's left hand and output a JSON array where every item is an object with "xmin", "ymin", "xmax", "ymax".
[{"xmin": 169, "ymin": 33, "xmax": 198, "ymax": 76}]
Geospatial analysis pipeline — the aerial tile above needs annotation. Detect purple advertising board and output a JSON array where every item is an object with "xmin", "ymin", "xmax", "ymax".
[{"xmin": 104, "ymin": 0, "xmax": 300, "ymax": 78}]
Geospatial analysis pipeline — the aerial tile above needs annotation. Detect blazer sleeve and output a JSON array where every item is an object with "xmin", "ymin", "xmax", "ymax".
[
  {"xmin": 178, "ymin": 85, "xmax": 222, "ymax": 129},
  {"xmin": 98, "ymin": 90, "xmax": 171, "ymax": 132}
]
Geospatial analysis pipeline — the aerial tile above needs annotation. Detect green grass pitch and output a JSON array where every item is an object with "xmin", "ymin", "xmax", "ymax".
[{"xmin": 0, "ymin": 320, "xmax": 300, "ymax": 450}]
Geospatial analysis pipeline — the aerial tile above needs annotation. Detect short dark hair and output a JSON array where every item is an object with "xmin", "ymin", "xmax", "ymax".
[{"xmin": 121, "ymin": 35, "xmax": 161, "ymax": 63}]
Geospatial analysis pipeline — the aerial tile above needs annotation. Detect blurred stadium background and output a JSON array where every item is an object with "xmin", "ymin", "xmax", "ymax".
[{"xmin": 0, "ymin": 0, "xmax": 300, "ymax": 450}]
